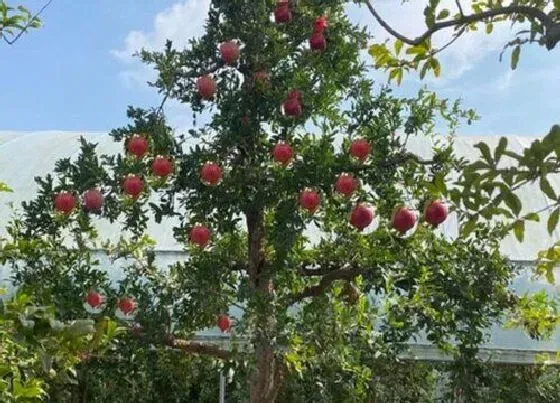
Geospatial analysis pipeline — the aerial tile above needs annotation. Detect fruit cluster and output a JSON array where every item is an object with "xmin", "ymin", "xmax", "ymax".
[
  {"xmin": 53, "ymin": 134, "xmax": 175, "ymax": 215},
  {"xmin": 66, "ymin": 2, "xmax": 449, "ymax": 334}
]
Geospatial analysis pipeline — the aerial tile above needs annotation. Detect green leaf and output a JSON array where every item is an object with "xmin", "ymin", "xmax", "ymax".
[
  {"xmin": 486, "ymin": 23, "xmax": 493, "ymax": 34},
  {"xmin": 511, "ymin": 45, "xmax": 521, "ymax": 70},
  {"xmin": 540, "ymin": 176, "xmax": 556, "ymax": 201},
  {"xmin": 494, "ymin": 137, "xmax": 507, "ymax": 161},
  {"xmin": 513, "ymin": 220, "xmax": 525, "ymax": 242},
  {"xmin": 503, "ymin": 191, "xmax": 522, "ymax": 216},
  {"xmin": 461, "ymin": 218, "xmax": 477, "ymax": 237},
  {"xmin": 419, "ymin": 61, "xmax": 430, "ymax": 79},
  {"xmin": 394, "ymin": 39, "xmax": 403, "ymax": 56},
  {"xmin": 547, "ymin": 209, "xmax": 559, "ymax": 235},
  {"xmin": 406, "ymin": 44, "xmax": 428, "ymax": 55},
  {"xmin": 554, "ymin": 0, "xmax": 560, "ymax": 11},
  {"xmin": 430, "ymin": 58, "xmax": 441, "ymax": 77},
  {"xmin": 475, "ymin": 142, "xmax": 493, "ymax": 165},
  {"xmin": 424, "ymin": 5, "xmax": 436, "ymax": 27},
  {"xmin": 436, "ymin": 9, "xmax": 450, "ymax": 20},
  {"xmin": 524, "ymin": 212, "xmax": 540, "ymax": 222},
  {"xmin": 0, "ymin": 182, "xmax": 12, "ymax": 192},
  {"xmin": 434, "ymin": 172, "xmax": 447, "ymax": 194},
  {"xmin": 546, "ymin": 266, "xmax": 555, "ymax": 284}
]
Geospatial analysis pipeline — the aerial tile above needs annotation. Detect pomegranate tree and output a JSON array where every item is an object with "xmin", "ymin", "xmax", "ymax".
[{"xmin": 5, "ymin": 1, "xmax": 518, "ymax": 401}]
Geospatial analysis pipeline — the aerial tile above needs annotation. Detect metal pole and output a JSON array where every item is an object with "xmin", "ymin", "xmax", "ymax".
[{"xmin": 219, "ymin": 372, "xmax": 226, "ymax": 403}]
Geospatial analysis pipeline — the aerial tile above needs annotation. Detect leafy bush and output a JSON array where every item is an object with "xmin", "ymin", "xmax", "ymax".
[{"xmin": 0, "ymin": 289, "xmax": 120, "ymax": 402}]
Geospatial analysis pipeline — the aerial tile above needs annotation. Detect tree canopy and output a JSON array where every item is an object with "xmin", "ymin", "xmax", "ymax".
[{"xmin": 0, "ymin": 0, "xmax": 558, "ymax": 402}]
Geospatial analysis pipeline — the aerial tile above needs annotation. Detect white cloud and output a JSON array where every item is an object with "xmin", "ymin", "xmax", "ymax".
[
  {"xmin": 113, "ymin": 0, "xmax": 211, "ymax": 129},
  {"xmin": 112, "ymin": 0, "xmax": 210, "ymax": 86}
]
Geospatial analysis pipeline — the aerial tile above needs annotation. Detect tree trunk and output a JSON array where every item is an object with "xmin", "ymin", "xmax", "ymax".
[
  {"xmin": 246, "ymin": 209, "xmax": 284, "ymax": 402},
  {"xmin": 249, "ymin": 342, "xmax": 284, "ymax": 403}
]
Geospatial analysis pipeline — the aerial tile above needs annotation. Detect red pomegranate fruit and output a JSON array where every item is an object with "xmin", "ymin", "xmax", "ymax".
[
  {"xmin": 314, "ymin": 16, "xmax": 328, "ymax": 33},
  {"xmin": 200, "ymin": 162, "xmax": 223, "ymax": 186},
  {"xmin": 299, "ymin": 189, "xmax": 320, "ymax": 213},
  {"xmin": 126, "ymin": 135, "xmax": 148, "ymax": 158},
  {"xmin": 197, "ymin": 75, "xmax": 217, "ymax": 100},
  {"xmin": 350, "ymin": 204, "xmax": 374, "ymax": 230},
  {"xmin": 424, "ymin": 200, "xmax": 448, "ymax": 226},
  {"xmin": 190, "ymin": 225, "xmax": 211, "ymax": 247},
  {"xmin": 283, "ymin": 98, "xmax": 302, "ymax": 117},
  {"xmin": 274, "ymin": 2, "xmax": 292, "ymax": 24},
  {"xmin": 349, "ymin": 139, "xmax": 370, "ymax": 162},
  {"xmin": 310, "ymin": 32, "xmax": 326, "ymax": 51},
  {"xmin": 272, "ymin": 142, "xmax": 294, "ymax": 165},
  {"xmin": 220, "ymin": 41, "xmax": 240, "ymax": 65},
  {"xmin": 83, "ymin": 189, "xmax": 104, "ymax": 212},
  {"xmin": 335, "ymin": 173, "xmax": 358, "ymax": 197},
  {"xmin": 391, "ymin": 207, "xmax": 417, "ymax": 233},
  {"xmin": 152, "ymin": 156, "xmax": 174, "ymax": 178},
  {"xmin": 217, "ymin": 314, "xmax": 231, "ymax": 333},
  {"xmin": 122, "ymin": 175, "xmax": 144, "ymax": 198},
  {"xmin": 54, "ymin": 192, "xmax": 77, "ymax": 214},
  {"xmin": 117, "ymin": 297, "xmax": 137, "ymax": 315},
  {"xmin": 84, "ymin": 292, "xmax": 105, "ymax": 309}
]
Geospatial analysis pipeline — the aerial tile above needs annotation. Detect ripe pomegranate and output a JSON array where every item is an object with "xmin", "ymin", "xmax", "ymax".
[
  {"xmin": 151, "ymin": 156, "xmax": 174, "ymax": 178},
  {"xmin": 272, "ymin": 142, "xmax": 293, "ymax": 165},
  {"xmin": 122, "ymin": 175, "xmax": 144, "ymax": 198},
  {"xmin": 54, "ymin": 192, "xmax": 77, "ymax": 214},
  {"xmin": 349, "ymin": 139, "xmax": 370, "ymax": 162},
  {"xmin": 314, "ymin": 16, "xmax": 328, "ymax": 33},
  {"xmin": 83, "ymin": 189, "xmax": 103, "ymax": 212},
  {"xmin": 217, "ymin": 314, "xmax": 231, "ymax": 333},
  {"xmin": 335, "ymin": 173, "xmax": 357, "ymax": 197},
  {"xmin": 84, "ymin": 292, "xmax": 105, "ymax": 308},
  {"xmin": 200, "ymin": 162, "xmax": 223, "ymax": 185},
  {"xmin": 391, "ymin": 207, "xmax": 417, "ymax": 233},
  {"xmin": 424, "ymin": 200, "xmax": 448, "ymax": 226},
  {"xmin": 196, "ymin": 75, "xmax": 217, "ymax": 100},
  {"xmin": 283, "ymin": 98, "xmax": 302, "ymax": 117},
  {"xmin": 117, "ymin": 297, "xmax": 137, "ymax": 315},
  {"xmin": 299, "ymin": 189, "xmax": 320, "ymax": 213},
  {"xmin": 126, "ymin": 135, "xmax": 148, "ymax": 158},
  {"xmin": 220, "ymin": 41, "xmax": 240, "ymax": 65},
  {"xmin": 190, "ymin": 225, "xmax": 211, "ymax": 247},
  {"xmin": 274, "ymin": 2, "xmax": 292, "ymax": 24},
  {"xmin": 350, "ymin": 204, "xmax": 373, "ymax": 230},
  {"xmin": 310, "ymin": 32, "xmax": 326, "ymax": 51}
]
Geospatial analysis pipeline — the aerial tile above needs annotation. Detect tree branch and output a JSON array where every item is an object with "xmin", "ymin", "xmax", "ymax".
[
  {"xmin": 3, "ymin": 0, "xmax": 53, "ymax": 45},
  {"xmin": 290, "ymin": 266, "xmax": 365, "ymax": 304},
  {"xmin": 455, "ymin": 0, "xmax": 465, "ymax": 17},
  {"xmin": 173, "ymin": 339, "xmax": 233, "ymax": 360},
  {"xmin": 364, "ymin": 1, "xmax": 552, "ymax": 46},
  {"xmin": 433, "ymin": 26, "xmax": 466, "ymax": 55}
]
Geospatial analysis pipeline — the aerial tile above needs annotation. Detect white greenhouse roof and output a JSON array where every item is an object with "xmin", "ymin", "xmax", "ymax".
[{"xmin": 1, "ymin": 131, "xmax": 558, "ymax": 261}]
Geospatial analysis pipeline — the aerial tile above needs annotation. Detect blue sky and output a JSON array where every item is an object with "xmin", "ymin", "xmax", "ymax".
[{"xmin": 0, "ymin": 0, "xmax": 558, "ymax": 136}]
